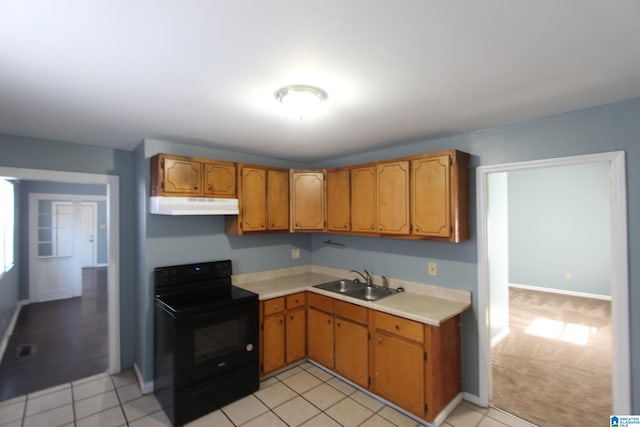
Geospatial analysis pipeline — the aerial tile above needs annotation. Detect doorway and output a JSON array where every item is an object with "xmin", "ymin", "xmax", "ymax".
[
  {"xmin": 0, "ymin": 166, "xmax": 120, "ymax": 377},
  {"xmin": 476, "ymin": 151, "xmax": 631, "ymax": 416},
  {"xmin": 28, "ymin": 193, "xmax": 106, "ymax": 303}
]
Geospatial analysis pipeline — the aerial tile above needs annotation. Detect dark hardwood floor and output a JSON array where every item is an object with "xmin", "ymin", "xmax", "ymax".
[{"xmin": 0, "ymin": 267, "xmax": 108, "ymax": 401}]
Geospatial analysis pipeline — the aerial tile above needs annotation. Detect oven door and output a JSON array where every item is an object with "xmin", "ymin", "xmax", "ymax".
[{"xmin": 174, "ymin": 299, "xmax": 259, "ymax": 390}]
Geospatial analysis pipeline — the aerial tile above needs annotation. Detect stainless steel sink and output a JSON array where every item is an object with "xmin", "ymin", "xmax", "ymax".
[
  {"xmin": 313, "ymin": 279, "xmax": 364, "ymax": 294},
  {"xmin": 345, "ymin": 285, "xmax": 396, "ymax": 301},
  {"xmin": 313, "ymin": 280, "xmax": 397, "ymax": 301}
]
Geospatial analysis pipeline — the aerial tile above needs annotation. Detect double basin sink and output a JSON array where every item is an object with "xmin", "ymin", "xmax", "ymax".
[{"xmin": 313, "ymin": 279, "xmax": 398, "ymax": 301}]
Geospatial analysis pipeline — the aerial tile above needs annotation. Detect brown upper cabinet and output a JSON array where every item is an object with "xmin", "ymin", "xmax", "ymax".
[
  {"xmin": 376, "ymin": 160, "xmax": 410, "ymax": 235},
  {"xmin": 411, "ymin": 150, "xmax": 469, "ymax": 242},
  {"xmin": 151, "ymin": 153, "xmax": 236, "ymax": 198},
  {"xmin": 290, "ymin": 170, "xmax": 326, "ymax": 231},
  {"xmin": 226, "ymin": 164, "xmax": 289, "ymax": 235},
  {"xmin": 153, "ymin": 148, "xmax": 469, "ymax": 242},
  {"xmin": 349, "ymin": 161, "xmax": 410, "ymax": 236},
  {"xmin": 326, "ymin": 169, "xmax": 350, "ymax": 232},
  {"xmin": 350, "ymin": 166, "xmax": 376, "ymax": 233}
]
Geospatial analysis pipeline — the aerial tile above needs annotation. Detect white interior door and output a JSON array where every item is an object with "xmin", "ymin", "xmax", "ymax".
[
  {"xmin": 80, "ymin": 202, "xmax": 97, "ymax": 267},
  {"xmin": 29, "ymin": 196, "xmax": 82, "ymax": 302}
]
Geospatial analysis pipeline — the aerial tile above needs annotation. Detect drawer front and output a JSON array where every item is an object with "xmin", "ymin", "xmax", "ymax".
[
  {"xmin": 263, "ymin": 297, "xmax": 285, "ymax": 316},
  {"xmin": 286, "ymin": 292, "xmax": 306, "ymax": 310},
  {"xmin": 307, "ymin": 293, "xmax": 334, "ymax": 313},
  {"xmin": 335, "ymin": 300, "xmax": 367, "ymax": 324},
  {"xmin": 375, "ymin": 311, "xmax": 423, "ymax": 343}
]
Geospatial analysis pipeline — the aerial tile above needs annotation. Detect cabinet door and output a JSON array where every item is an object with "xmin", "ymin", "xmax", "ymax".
[
  {"xmin": 350, "ymin": 166, "xmax": 376, "ymax": 232},
  {"xmin": 334, "ymin": 318, "xmax": 368, "ymax": 388},
  {"xmin": 286, "ymin": 308, "xmax": 306, "ymax": 364},
  {"xmin": 241, "ymin": 167, "xmax": 267, "ymax": 231},
  {"xmin": 262, "ymin": 314, "xmax": 285, "ymax": 374},
  {"xmin": 203, "ymin": 161, "xmax": 236, "ymax": 197},
  {"xmin": 267, "ymin": 169, "xmax": 289, "ymax": 230},
  {"xmin": 377, "ymin": 161, "xmax": 410, "ymax": 234},
  {"xmin": 307, "ymin": 308, "xmax": 334, "ymax": 368},
  {"xmin": 373, "ymin": 331, "xmax": 424, "ymax": 415},
  {"xmin": 162, "ymin": 156, "xmax": 202, "ymax": 195},
  {"xmin": 326, "ymin": 169, "xmax": 350, "ymax": 232},
  {"xmin": 290, "ymin": 171, "xmax": 326, "ymax": 231},
  {"xmin": 411, "ymin": 155, "xmax": 451, "ymax": 238}
]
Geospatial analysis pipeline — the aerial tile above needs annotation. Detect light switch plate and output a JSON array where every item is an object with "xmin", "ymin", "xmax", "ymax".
[
  {"xmin": 428, "ymin": 261, "xmax": 438, "ymax": 276},
  {"xmin": 291, "ymin": 248, "xmax": 300, "ymax": 259}
]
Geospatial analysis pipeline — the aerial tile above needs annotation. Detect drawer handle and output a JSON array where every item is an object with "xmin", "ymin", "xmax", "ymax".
[
  {"xmin": 377, "ymin": 337, "xmax": 382, "ymax": 344},
  {"xmin": 395, "ymin": 324, "xmax": 400, "ymax": 331}
]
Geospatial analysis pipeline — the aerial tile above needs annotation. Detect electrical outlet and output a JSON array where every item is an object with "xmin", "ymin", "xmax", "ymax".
[
  {"xmin": 428, "ymin": 262, "xmax": 438, "ymax": 276},
  {"xmin": 291, "ymin": 248, "xmax": 300, "ymax": 259},
  {"xmin": 565, "ymin": 273, "xmax": 572, "ymax": 280}
]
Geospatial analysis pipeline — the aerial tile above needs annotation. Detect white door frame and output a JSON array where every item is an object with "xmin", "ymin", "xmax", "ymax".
[
  {"xmin": 476, "ymin": 151, "xmax": 630, "ymax": 414},
  {"xmin": 80, "ymin": 201, "xmax": 98, "ymax": 267},
  {"xmin": 0, "ymin": 167, "xmax": 120, "ymax": 374}
]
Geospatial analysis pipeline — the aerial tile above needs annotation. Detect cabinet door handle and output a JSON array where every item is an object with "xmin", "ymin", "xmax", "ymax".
[
  {"xmin": 290, "ymin": 315, "xmax": 294, "ymax": 320},
  {"xmin": 377, "ymin": 337, "xmax": 382, "ymax": 344},
  {"xmin": 370, "ymin": 225, "xmax": 374, "ymax": 230},
  {"xmin": 193, "ymin": 186, "xmax": 198, "ymax": 190},
  {"xmin": 395, "ymin": 324, "xmax": 400, "ymax": 331},
  {"xmin": 336, "ymin": 322, "xmax": 341, "ymax": 327},
  {"xmin": 327, "ymin": 319, "xmax": 331, "ymax": 325},
  {"xmin": 280, "ymin": 319, "xmax": 283, "ymax": 324},
  {"xmin": 416, "ymin": 227, "xmax": 421, "ymax": 232},
  {"xmin": 273, "ymin": 304, "xmax": 278, "ymax": 310}
]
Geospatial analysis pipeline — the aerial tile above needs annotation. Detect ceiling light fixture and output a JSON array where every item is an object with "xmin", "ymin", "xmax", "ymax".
[{"xmin": 276, "ymin": 85, "xmax": 328, "ymax": 119}]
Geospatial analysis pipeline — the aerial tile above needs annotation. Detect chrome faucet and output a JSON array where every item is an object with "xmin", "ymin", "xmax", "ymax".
[
  {"xmin": 382, "ymin": 275, "xmax": 389, "ymax": 289},
  {"xmin": 350, "ymin": 269, "xmax": 372, "ymax": 286}
]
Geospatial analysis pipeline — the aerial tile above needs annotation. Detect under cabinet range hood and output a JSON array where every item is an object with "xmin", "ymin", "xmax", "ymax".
[{"xmin": 149, "ymin": 196, "xmax": 239, "ymax": 215}]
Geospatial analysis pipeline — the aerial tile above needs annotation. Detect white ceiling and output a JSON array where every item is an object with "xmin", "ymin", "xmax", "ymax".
[{"xmin": 1, "ymin": 1, "xmax": 640, "ymax": 162}]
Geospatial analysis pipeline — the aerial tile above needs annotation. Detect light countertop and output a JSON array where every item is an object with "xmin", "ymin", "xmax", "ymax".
[{"xmin": 233, "ymin": 271, "xmax": 471, "ymax": 326}]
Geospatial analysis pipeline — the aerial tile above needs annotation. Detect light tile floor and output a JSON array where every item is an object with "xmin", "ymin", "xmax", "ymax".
[{"xmin": 0, "ymin": 362, "xmax": 536, "ymax": 427}]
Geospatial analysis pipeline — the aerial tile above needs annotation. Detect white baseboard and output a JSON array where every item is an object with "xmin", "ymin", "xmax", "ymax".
[
  {"xmin": 462, "ymin": 392, "xmax": 484, "ymax": 407},
  {"xmin": 0, "ymin": 300, "xmax": 28, "ymax": 363},
  {"xmin": 509, "ymin": 283, "xmax": 611, "ymax": 301},
  {"xmin": 433, "ymin": 393, "xmax": 463, "ymax": 427},
  {"xmin": 134, "ymin": 363, "xmax": 154, "ymax": 395},
  {"xmin": 491, "ymin": 327, "xmax": 511, "ymax": 348}
]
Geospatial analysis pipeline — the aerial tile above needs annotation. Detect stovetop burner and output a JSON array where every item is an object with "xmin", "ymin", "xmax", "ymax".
[{"xmin": 154, "ymin": 259, "xmax": 258, "ymax": 317}]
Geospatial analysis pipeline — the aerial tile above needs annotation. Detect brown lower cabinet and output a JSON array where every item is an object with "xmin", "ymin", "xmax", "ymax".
[
  {"xmin": 334, "ymin": 303, "xmax": 369, "ymax": 388},
  {"xmin": 260, "ymin": 293, "xmax": 306, "ymax": 376},
  {"xmin": 306, "ymin": 294, "xmax": 335, "ymax": 368},
  {"xmin": 260, "ymin": 291, "xmax": 461, "ymax": 423}
]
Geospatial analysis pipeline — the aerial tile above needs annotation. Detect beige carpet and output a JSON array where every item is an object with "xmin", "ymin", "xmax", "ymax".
[{"xmin": 491, "ymin": 287, "xmax": 612, "ymax": 427}]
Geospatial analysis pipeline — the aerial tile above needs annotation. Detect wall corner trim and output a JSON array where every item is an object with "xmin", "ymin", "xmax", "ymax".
[{"xmin": 134, "ymin": 363, "xmax": 154, "ymax": 395}]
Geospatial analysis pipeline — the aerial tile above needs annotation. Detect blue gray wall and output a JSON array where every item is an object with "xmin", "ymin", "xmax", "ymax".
[
  {"xmin": 0, "ymin": 134, "xmax": 137, "ymax": 369},
  {"xmin": 0, "ymin": 181, "xmax": 20, "ymax": 341},
  {"xmin": 508, "ymin": 163, "xmax": 611, "ymax": 296},
  {"xmin": 17, "ymin": 181, "xmax": 109, "ymax": 300},
  {"xmin": 312, "ymin": 97, "xmax": 640, "ymax": 411},
  {"xmin": 0, "ymin": 96, "xmax": 638, "ymax": 412}
]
